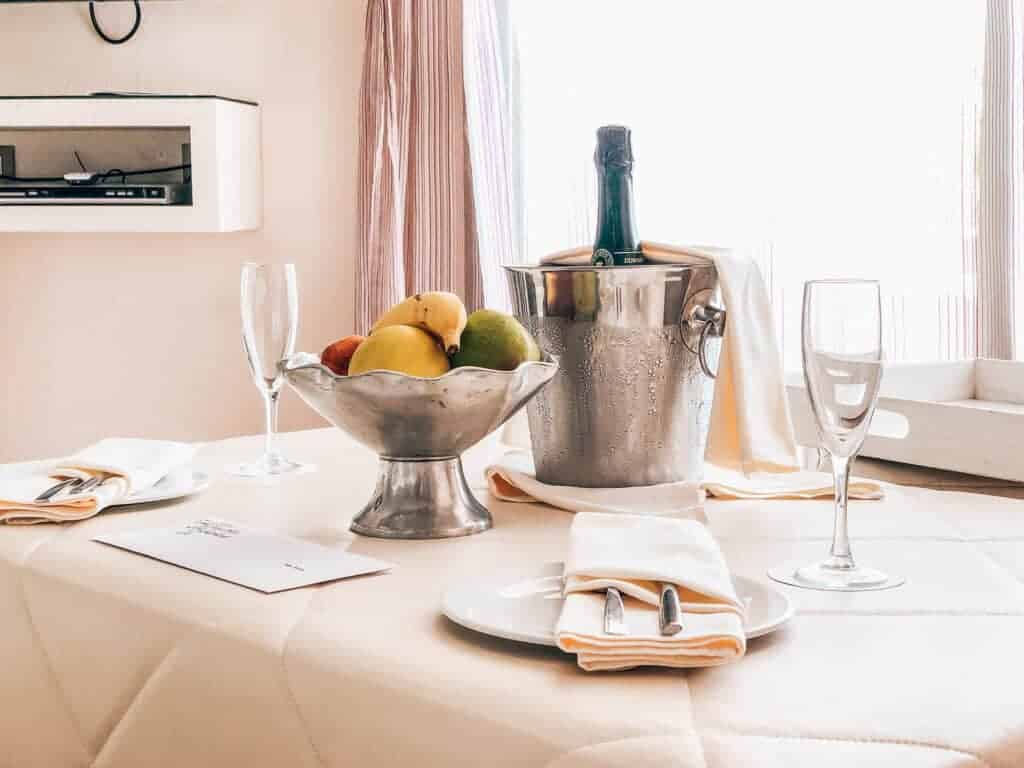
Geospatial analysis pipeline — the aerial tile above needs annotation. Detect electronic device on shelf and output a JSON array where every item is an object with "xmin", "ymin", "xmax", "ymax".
[{"xmin": 0, "ymin": 182, "xmax": 192, "ymax": 206}]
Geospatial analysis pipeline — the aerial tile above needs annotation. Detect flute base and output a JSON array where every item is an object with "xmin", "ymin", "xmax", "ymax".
[
  {"xmin": 768, "ymin": 561, "xmax": 905, "ymax": 592},
  {"xmin": 350, "ymin": 457, "xmax": 492, "ymax": 540},
  {"xmin": 225, "ymin": 453, "xmax": 316, "ymax": 478}
]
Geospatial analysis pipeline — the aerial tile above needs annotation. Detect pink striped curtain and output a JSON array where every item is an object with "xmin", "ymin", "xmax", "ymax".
[{"xmin": 356, "ymin": 0, "xmax": 483, "ymax": 332}]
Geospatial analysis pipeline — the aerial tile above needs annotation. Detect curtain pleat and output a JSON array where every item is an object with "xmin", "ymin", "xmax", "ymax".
[
  {"xmin": 977, "ymin": 0, "xmax": 1022, "ymax": 358},
  {"xmin": 356, "ymin": 0, "xmax": 479, "ymax": 332},
  {"xmin": 463, "ymin": 0, "xmax": 522, "ymax": 310}
]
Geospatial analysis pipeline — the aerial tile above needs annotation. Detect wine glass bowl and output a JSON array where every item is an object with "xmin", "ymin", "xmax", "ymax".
[
  {"xmin": 240, "ymin": 265, "xmax": 297, "ymax": 393},
  {"xmin": 770, "ymin": 279, "xmax": 904, "ymax": 591}
]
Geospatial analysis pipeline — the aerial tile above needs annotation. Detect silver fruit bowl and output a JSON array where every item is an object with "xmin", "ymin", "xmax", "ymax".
[{"xmin": 282, "ymin": 353, "xmax": 558, "ymax": 539}]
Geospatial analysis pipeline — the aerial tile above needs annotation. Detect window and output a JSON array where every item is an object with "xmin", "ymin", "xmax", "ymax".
[{"xmin": 510, "ymin": 0, "xmax": 986, "ymax": 368}]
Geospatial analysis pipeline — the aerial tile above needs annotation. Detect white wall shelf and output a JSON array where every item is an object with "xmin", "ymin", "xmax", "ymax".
[{"xmin": 0, "ymin": 95, "xmax": 261, "ymax": 233}]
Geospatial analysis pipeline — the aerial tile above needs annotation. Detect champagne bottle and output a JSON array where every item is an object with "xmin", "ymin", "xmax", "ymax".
[{"xmin": 591, "ymin": 125, "xmax": 644, "ymax": 266}]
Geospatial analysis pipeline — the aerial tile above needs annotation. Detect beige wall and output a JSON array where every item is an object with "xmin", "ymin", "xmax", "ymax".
[{"xmin": 0, "ymin": 0, "xmax": 366, "ymax": 461}]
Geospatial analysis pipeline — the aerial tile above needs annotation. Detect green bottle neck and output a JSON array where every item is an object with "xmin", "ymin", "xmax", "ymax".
[{"xmin": 594, "ymin": 166, "xmax": 639, "ymax": 256}]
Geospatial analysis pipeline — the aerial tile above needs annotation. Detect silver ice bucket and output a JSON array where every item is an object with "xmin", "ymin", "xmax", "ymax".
[{"xmin": 505, "ymin": 263, "xmax": 724, "ymax": 487}]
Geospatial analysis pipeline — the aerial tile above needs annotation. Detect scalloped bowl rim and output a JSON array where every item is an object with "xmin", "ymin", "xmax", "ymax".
[{"xmin": 285, "ymin": 355, "xmax": 559, "ymax": 384}]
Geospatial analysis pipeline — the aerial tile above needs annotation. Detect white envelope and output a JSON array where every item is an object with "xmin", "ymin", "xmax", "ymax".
[{"xmin": 94, "ymin": 518, "xmax": 393, "ymax": 593}]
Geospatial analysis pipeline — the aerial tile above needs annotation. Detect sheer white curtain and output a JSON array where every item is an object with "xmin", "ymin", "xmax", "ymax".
[
  {"xmin": 506, "ymin": 0, "xmax": 992, "ymax": 368},
  {"xmin": 464, "ymin": 0, "xmax": 524, "ymax": 311},
  {"xmin": 978, "ymin": 0, "xmax": 1024, "ymax": 358}
]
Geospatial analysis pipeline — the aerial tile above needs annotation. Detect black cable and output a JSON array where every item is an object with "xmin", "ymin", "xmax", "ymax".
[
  {"xmin": 99, "ymin": 168, "xmax": 126, "ymax": 185},
  {"xmin": 89, "ymin": 0, "xmax": 142, "ymax": 46},
  {"xmin": 0, "ymin": 164, "xmax": 191, "ymax": 185},
  {"xmin": 104, "ymin": 164, "xmax": 190, "ymax": 179}
]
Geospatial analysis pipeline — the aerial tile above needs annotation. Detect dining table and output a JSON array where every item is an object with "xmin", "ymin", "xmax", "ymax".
[{"xmin": 2, "ymin": 426, "xmax": 1023, "ymax": 768}]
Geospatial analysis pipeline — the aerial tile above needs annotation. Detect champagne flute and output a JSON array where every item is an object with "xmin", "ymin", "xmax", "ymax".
[
  {"xmin": 226, "ymin": 263, "xmax": 313, "ymax": 477},
  {"xmin": 769, "ymin": 280, "xmax": 903, "ymax": 591}
]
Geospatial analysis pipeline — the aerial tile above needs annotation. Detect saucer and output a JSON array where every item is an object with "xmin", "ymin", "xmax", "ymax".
[{"xmin": 112, "ymin": 468, "xmax": 210, "ymax": 506}]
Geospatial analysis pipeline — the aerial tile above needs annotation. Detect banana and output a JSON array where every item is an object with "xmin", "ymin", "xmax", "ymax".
[{"xmin": 370, "ymin": 291, "xmax": 468, "ymax": 355}]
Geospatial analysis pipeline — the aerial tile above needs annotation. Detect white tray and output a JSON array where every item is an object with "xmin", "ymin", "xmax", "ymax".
[{"xmin": 787, "ymin": 358, "xmax": 1024, "ymax": 482}]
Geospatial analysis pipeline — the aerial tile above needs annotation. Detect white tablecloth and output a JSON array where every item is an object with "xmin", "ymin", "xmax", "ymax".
[{"xmin": 2, "ymin": 428, "xmax": 1023, "ymax": 768}]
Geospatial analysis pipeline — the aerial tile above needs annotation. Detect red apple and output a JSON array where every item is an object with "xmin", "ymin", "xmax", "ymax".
[{"xmin": 320, "ymin": 335, "xmax": 367, "ymax": 376}]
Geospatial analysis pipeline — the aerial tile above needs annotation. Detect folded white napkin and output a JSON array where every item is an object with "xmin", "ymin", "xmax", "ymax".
[
  {"xmin": 556, "ymin": 512, "xmax": 745, "ymax": 671},
  {"xmin": 0, "ymin": 438, "xmax": 199, "ymax": 524},
  {"xmin": 486, "ymin": 452, "xmax": 705, "ymax": 517},
  {"xmin": 541, "ymin": 241, "xmax": 800, "ymax": 475},
  {"xmin": 703, "ymin": 464, "xmax": 884, "ymax": 500},
  {"xmin": 486, "ymin": 456, "xmax": 882, "ymax": 513}
]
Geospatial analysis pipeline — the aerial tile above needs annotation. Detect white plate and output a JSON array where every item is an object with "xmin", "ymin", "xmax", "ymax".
[
  {"xmin": 112, "ymin": 468, "xmax": 210, "ymax": 507},
  {"xmin": 442, "ymin": 561, "xmax": 794, "ymax": 647}
]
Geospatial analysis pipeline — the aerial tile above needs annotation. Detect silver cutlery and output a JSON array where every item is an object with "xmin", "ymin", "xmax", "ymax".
[
  {"xmin": 34, "ymin": 477, "xmax": 84, "ymax": 503},
  {"xmin": 659, "ymin": 583, "xmax": 683, "ymax": 636},
  {"xmin": 70, "ymin": 476, "xmax": 103, "ymax": 495},
  {"xmin": 603, "ymin": 587, "xmax": 628, "ymax": 636}
]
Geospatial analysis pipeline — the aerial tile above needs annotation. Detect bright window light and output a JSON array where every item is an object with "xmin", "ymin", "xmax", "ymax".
[{"xmin": 511, "ymin": 0, "xmax": 986, "ymax": 367}]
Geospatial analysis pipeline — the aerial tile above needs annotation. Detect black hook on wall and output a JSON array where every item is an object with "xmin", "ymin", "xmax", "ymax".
[{"xmin": 88, "ymin": 0, "xmax": 142, "ymax": 45}]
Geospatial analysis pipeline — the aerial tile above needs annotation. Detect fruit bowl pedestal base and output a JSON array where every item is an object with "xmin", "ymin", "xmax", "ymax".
[{"xmin": 350, "ymin": 457, "xmax": 492, "ymax": 539}]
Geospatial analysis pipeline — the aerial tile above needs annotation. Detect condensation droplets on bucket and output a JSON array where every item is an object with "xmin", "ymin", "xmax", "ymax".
[{"xmin": 505, "ymin": 264, "xmax": 721, "ymax": 488}]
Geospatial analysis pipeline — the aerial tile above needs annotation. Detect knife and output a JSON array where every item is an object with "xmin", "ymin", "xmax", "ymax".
[
  {"xmin": 603, "ymin": 587, "xmax": 628, "ymax": 636},
  {"xmin": 659, "ymin": 583, "xmax": 683, "ymax": 636}
]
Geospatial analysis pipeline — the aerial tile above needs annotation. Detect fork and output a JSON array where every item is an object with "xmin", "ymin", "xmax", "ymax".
[
  {"xmin": 34, "ymin": 477, "xmax": 84, "ymax": 503},
  {"xmin": 70, "ymin": 476, "xmax": 104, "ymax": 495}
]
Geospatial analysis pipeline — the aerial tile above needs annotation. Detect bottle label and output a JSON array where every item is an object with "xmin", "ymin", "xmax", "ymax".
[{"xmin": 592, "ymin": 248, "xmax": 645, "ymax": 266}]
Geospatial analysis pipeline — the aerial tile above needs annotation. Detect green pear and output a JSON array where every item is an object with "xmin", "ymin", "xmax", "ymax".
[{"xmin": 450, "ymin": 309, "xmax": 540, "ymax": 371}]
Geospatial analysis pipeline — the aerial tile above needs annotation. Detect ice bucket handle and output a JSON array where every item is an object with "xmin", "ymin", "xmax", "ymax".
[{"xmin": 682, "ymin": 302, "xmax": 726, "ymax": 379}]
